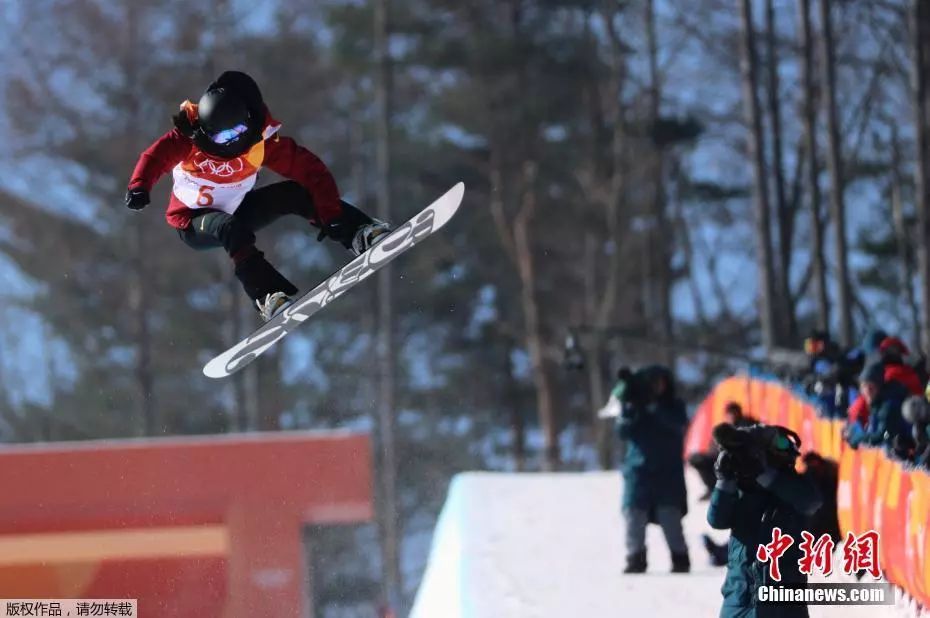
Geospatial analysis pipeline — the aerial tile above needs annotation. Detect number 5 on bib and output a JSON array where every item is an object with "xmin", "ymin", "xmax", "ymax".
[{"xmin": 197, "ymin": 185, "xmax": 215, "ymax": 207}]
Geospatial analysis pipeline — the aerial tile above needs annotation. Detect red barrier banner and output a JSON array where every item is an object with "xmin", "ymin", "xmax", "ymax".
[
  {"xmin": 836, "ymin": 447, "xmax": 857, "ymax": 539},
  {"xmin": 692, "ymin": 376, "xmax": 930, "ymax": 607}
]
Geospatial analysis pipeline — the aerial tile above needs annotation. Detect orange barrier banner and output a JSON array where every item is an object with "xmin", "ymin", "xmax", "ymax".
[{"xmin": 691, "ymin": 376, "xmax": 930, "ymax": 607}]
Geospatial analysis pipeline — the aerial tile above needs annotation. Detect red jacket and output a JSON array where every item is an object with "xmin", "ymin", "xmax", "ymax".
[
  {"xmin": 847, "ymin": 396, "xmax": 869, "ymax": 426},
  {"xmin": 884, "ymin": 362, "xmax": 923, "ymax": 396},
  {"xmin": 128, "ymin": 106, "xmax": 342, "ymax": 230}
]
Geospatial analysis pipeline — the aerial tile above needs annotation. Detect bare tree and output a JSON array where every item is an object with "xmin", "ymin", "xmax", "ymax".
[
  {"xmin": 765, "ymin": 0, "xmax": 796, "ymax": 342},
  {"xmin": 819, "ymin": 0, "xmax": 854, "ymax": 346},
  {"xmin": 581, "ymin": 233, "xmax": 611, "ymax": 468},
  {"xmin": 490, "ymin": 157, "xmax": 560, "ymax": 470},
  {"xmin": 646, "ymin": 0, "xmax": 675, "ymax": 362},
  {"xmin": 502, "ymin": 335, "xmax": 526, "ymax": 471},
  {"xmin": 913, "ymin": 0, "xmax": 930, "ymax": 354},
  {"xmin": 797, "ymin": 0, "xmax": 830, "ymax": 334},
  {"xmin": 124, "ymin": 2, "xmax": 156, "ymax": 436},
  {"xmin": 739, "ymin": 0, "xmax": 778, "ymax": 351},
  {"xmin": 573, "ymin": 4, "xmax": 632, "ymax": 469},
  {"xmin": 374, "ymin": 0, "xmax": 402, "ymax": 608},
  {"xmin": 890, "ymin": 127, "xmax": 922, "ymax": 343}
]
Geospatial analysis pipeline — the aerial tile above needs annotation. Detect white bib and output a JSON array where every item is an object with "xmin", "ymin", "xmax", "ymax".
[{"xmin": 171, "ymin": 164, "xmax": 258, "ymax": 215}]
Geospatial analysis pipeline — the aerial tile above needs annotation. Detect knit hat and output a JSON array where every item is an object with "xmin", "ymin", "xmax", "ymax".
[{"xmin": 879, "ymin": 336, "xmax": 910, "ymax": 357}]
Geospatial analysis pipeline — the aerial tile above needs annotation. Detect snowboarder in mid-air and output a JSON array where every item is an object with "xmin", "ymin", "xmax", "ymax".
[{"xmin": 125, "ymin": 70, "xmax": 391, "ymax": 322}]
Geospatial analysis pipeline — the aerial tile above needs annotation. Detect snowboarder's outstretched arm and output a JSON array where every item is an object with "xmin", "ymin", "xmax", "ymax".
[
  {"xmin": 263, "ymin": 135, "xmax": 342, "ymax": 225},
  {"xmin": 128, "ymin": 128, "xmax": 193, "ymax": 193}
]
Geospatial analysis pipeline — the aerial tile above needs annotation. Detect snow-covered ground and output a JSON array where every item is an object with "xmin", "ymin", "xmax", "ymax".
[{"xmin": 411, "ymin": 468, "xmax": 921, "ymax": 618}]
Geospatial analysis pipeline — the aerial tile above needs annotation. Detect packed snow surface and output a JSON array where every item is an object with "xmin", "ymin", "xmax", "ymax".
[{"xmin": 411, "ymin": 468, "xmax": 918, "ymax": 618}]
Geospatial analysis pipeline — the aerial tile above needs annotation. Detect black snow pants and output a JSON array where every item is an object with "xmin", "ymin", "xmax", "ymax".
[{"xmin": 178, "ymin": 181, "xmax": 369, "ymax": 302}]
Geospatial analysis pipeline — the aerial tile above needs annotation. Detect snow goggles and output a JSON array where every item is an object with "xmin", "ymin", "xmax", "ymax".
[{"xmin": 210, "ymin": 122, "xmax": 249, "ymax": 145}]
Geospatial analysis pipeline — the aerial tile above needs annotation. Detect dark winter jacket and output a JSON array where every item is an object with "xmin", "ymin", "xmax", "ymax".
[
  {"xmin": 847, "ymin": 381, "xmax": 910, "ymax": 449},
  {"xmin": 708, "ymin": 471, "xmax": 822, "ymax": 618},
  {"xmin": 615, "ymin": 366, "xmax": 688, "ymax": 518}
]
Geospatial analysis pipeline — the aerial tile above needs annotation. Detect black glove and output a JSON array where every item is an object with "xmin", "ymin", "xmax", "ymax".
[
  {"xmin": 714, "ymin": 451, "xmax": 737, "ymax": 482},
  {"xmin": 172, "ymin": 109, "xmax": 197, "ymax": 138},
  {"xmin": 125, "ymin": 188, "xmax": 150, "ymax": 211}
]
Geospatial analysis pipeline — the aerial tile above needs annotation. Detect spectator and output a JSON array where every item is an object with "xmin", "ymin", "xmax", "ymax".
[
  {"xmin": 878, "ymin": 337, "xmax": 923, "ymax": 396},
  {"xmin": 901, "ymin": 395, "xmax": 930, "ymax": 467},
  {"xmin": 688, "ymin": 402, "xmax": 756, "ymax": 501},
  {"xmin": 847, "ymin": 394, "xmax": 870, "ymax": 429},
  {"xmin": 803, "ymin": 330, "xmax": 841, "ymax": 376},
  {"xmin": 801, "ymin": 331, "xmax": 862, "ymax": 418},
  {"xmin": 615, "ymin": 365, "xmax": 690, "ymax": 574},
  {"xmin": 845, "ymin": 362, "xmax": 910, "ymax": 451},
  {"xmin": 708, "ymin": 423, "xmax": 822, "ymax": 618},
  {"xmin": 862, "ymin": 328, "xmax": 889, "ymax": 364}
]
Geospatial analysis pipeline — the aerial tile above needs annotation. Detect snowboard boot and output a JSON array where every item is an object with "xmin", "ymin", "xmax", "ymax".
[
  {"xmin": 234, "ymin": 251, "xmax": 298, "ymax": 321},
  {"xmin": 623, "ymin": 550, "xmax": 647, "ymax": 574},
  {"xmin": 671, "ymin": 551, "xmax": 691, "ymax": 573},
  {"xmin": 351, "ymin": 218, "xmax": 392, "ymax": 256},
  {"xmin": 256, "ymin": 291, "xmax": 293, "ymax": 323},
  {"xmin": 316, "ymin": 203, "xmax": 390, "ymax": 255}
]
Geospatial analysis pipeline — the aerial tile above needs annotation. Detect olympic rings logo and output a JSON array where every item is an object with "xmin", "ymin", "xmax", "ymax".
[{"xmin": 193, "ymin": 154, "xmax": 246, "ymax": 178}]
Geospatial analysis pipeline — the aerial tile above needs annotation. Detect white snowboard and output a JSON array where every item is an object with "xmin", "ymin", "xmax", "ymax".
[{"xmin": 203, "ymin": 182, "xmax": 465, "ymax": 379}]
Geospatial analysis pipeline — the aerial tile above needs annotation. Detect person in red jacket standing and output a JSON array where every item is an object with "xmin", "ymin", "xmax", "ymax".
[{"xmin": 125, "ymin": 70, "xmax": 391, "ymax": 322}]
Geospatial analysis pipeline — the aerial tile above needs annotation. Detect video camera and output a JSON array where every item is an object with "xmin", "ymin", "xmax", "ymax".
[{"xmin": 712, "ymin": 422, "xmax": 802, "ymax": 478}]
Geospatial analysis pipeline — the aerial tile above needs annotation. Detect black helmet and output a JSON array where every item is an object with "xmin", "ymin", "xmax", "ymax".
[{"xmin": 195, "ymin": 87, "xmax": 254, "ymax": 157}]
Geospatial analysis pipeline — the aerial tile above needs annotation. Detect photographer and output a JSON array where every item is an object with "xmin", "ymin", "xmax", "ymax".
[
  {"xmin": 708, "ymin": 423, "xmax": 822, "ymax": 618},
  {"xmin": 615, "ymin": 365, "xmax": 690, "ymax": 574}
]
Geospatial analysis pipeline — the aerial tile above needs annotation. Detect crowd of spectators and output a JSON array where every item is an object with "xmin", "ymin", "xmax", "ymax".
[{"xmin": 796, "ymin": 329, "xmax": 930, "ymax": 468}]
